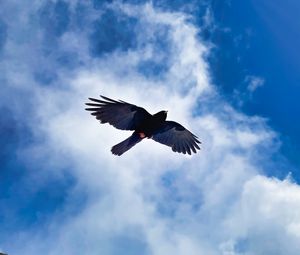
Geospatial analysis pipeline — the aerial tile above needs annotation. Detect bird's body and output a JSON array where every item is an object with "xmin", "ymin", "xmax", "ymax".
[
  {"xmin": 134, "ymin": 111, "xmax": 167, "ymax": 138},
  {"xmin": 85, "ymin": 95, "xmax": 201, "ymax": 156}
]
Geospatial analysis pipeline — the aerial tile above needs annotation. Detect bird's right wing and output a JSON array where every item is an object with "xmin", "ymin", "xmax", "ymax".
[
  {"xmin": 85, "ymin": 95, "xmax": 152, "ymax": 130},
  {"xmin": 152, "ymin": 121, "xmax": 201, "ymax": 155}
]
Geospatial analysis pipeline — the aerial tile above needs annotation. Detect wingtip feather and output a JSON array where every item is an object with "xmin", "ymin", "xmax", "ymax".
[{"xmin": 100, "ymin": 95, "xmax": 119, "ymax": 103}]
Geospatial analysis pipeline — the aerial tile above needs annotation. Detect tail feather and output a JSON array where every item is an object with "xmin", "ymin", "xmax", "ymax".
[{"xmin": 111, "ymin": 133, "xmax": 142, "ymax": 156}]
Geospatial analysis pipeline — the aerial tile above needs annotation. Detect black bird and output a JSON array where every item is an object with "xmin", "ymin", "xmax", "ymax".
[{"xmin": 85, "ymin": 95, "xmax": 201, "ymax": 156}]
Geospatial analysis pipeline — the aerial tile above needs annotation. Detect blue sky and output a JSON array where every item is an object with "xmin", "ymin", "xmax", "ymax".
[
  {"xmin": 206, "ymin": 0, "xmax": 300, "ymax": 175},
  {"xmin": 1, "ymin": 1, "xmax": 300, "ymax": 254}
]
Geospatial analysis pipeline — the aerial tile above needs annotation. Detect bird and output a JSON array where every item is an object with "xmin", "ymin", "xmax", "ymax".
[{"xmin": 85, "ymin": 95, "xmax": 201, "ymax": 156}]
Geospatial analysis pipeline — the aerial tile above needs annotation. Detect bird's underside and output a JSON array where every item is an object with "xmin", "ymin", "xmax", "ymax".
[{"xmin": 85, "ymin": 95, "xmax": 201, "ymax": 156}]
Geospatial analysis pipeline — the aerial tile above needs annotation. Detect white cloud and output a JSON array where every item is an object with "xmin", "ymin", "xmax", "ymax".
[
  {"xmin": 245, "ymin": 75, "xmax": 265, "ymax": 92},
  {"xmin": 1, "ymin": 1, "xmax": 300, "ymax": 255},
  {"xmin": 224, "ymin": 175, "xmax": 300, "ymax": 255}
]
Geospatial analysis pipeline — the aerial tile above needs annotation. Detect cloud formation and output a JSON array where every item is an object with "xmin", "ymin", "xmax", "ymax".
[
  {"xmin": 245, "ymin": 75, "xmax": 265, "ymax": 93},
  {"xmin": 1, "ymin": 1, "xmax": 300, "ymax": 255}
]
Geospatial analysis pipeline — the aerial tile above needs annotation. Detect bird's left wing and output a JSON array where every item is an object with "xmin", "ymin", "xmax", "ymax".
[
  {"xmin": 152, "ymin": 121, "xmax": 201, "ymax": 155},
  {"xmin": 85, "ymin": 95, "xmax": 151, "ymax": 130}
]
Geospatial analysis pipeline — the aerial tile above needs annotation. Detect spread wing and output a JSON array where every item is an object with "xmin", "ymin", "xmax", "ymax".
[
  {"xmin": 85, "ymin": 95, "xmax": 151, "ymax": 130},
  {"xmin": 152, "ymin": 121, "xmax": 201, "ymax": 155}
]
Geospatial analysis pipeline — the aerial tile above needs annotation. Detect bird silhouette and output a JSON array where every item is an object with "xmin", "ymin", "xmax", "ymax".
[{"xmin": 85, "ymin": 95, "xmax": 201, "ymax": 155}]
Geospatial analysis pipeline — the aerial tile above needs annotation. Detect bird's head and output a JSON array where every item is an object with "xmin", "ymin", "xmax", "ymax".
[{"xmin": 155, "ymin": 110, "xmax": 168, "ymax": 121}]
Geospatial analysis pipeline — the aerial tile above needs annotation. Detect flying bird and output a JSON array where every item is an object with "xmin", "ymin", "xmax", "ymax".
[{"xmin": 85, "ymin": 95, "xmax": 201, "ymax": 156}]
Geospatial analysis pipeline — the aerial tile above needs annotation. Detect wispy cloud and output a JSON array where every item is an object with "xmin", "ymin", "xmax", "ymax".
[
  {"xmin": 245, "ymin": 75, "xmax": 265, "ymax": 92},
  {"xmin": 1, "ymin": 1, "xmax": 299, "ymax": 255}
]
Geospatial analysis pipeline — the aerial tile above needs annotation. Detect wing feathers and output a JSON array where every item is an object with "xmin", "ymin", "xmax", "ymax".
[
  {"xmin": 185, "ymin": 142, "xmax": 191, "ymax": 155},
  {"xmin": 152, "ymin": 121, "xmax": 201, "ymax": 155},
  {"xmin": 100, "ymin": 95, "xmax": 120, "ymax": 103},
  {"xmin": 85, "ymin": 96, "xmax": 151, "ymax": 131}
]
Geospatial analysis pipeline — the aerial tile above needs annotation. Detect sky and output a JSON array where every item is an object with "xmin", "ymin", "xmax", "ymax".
[{"xmin": 1, "ymin": 0, "xmax": 300, "ymax": 254}]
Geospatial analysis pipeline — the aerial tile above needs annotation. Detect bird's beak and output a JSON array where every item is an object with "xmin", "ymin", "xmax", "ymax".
[{"xmin": 165, "ymin": 110, "xmax": 168, "ymax": 114}]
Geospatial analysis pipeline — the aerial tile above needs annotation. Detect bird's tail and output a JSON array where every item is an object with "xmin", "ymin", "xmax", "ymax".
[{"xmin": 111, "ymin": 133, "xmax": 142, "ymax": 156}]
